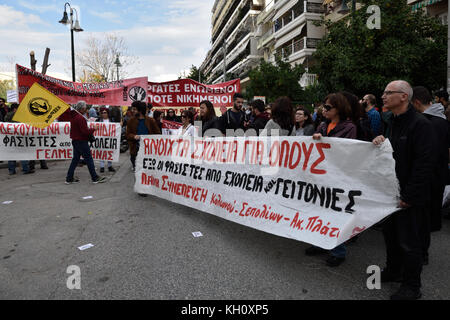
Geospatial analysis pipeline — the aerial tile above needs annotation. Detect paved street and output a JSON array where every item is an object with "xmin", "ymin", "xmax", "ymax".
[{"xmin": 1, "ymin": 153, "xmax": 450, "ymax": 300}]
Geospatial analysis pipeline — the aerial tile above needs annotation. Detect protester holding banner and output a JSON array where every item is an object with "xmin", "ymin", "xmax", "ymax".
[
  {"xmin": 65, "ymin": 101, "xmax": 107, "ymax": 184},
  {"xmin": 305, "ymin": 92, "xmax": 357, "ymax": 267},
  {"xmin": 96, "ymin": 107, "xmax": 116, "ymax": 173},
  {"xmin": 176, "ymin": 110, "xmax": 196, "ymax": 137},
  {"xmin": 126, "ymin": 101, "xmax": 161, "ymax": 172},
  {"xmin": 261, "ymin": 97, "xmax": 296, "ymax": 136},
  {"xmin": 294, "ymin": 106, "xmax": 315, "ymax": 136},
  {"xmin": 199, "ymin": 100, "xmax": 220, "ymax": 137},
  {"xmin": 373, "ymin": 80, "xmax": 435, "ymax": 300},
  {"xmin": 217, "ymin": 93, "xmax": 246, "ymax": 135},
  {"xmin": 4, "ymin": 103, "xmax": 34, "ymax": 175}
]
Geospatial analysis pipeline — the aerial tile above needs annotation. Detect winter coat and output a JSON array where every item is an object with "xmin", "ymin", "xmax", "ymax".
[
  {"xmin": 217, "ymin": 109, "xmax": 246, "ymax": 134},
  {"xmin": 316, "ymin": 119, "xmax": 357, "ymax": 139},
  {"xmin": 201, "ymin": 116, "xmax": 220, "ymax": 137},
  {"xmin": 247, "ymin": 112, "xmax": 271, "ymax": 135},
  {"xmin": 69, "ymin": 110, "xmax": 94, "ymax": 141},
  {"xmin": 388, "ymin": 106, "xmax": 435, "ymax": 207},
  {"xmin": 126, "ymin": 116, "xmax": 161, "ymax": 156}
]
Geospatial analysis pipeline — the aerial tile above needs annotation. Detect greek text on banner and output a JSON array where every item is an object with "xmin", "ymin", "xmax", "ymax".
[
  {"xmin": 0, "ymin": 122, "xmax": 121, "ymax": 162},
  {"xmin": 134, "ymin": 135, "xmax": 400, "ymax": 250}
]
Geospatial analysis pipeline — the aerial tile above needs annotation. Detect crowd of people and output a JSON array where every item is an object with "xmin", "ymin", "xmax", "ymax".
[
  {"xmin": 2, "ymin": 78, "xmax": 450, "ymax": 300},
  {"xmin": 118, "ymin": 80, "xmax": 449, "ymax": 300}
]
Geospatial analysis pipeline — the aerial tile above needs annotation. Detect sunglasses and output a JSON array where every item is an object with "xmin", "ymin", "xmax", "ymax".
[{"xmin": 323, "ymin": 104, "xmax": 334, "ymax": 111}]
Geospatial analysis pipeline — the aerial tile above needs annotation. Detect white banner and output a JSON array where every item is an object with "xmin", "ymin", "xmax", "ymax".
[
  {"xmin": 134, "ymin": 135, "xmax": 400, "ymax": 249},
  {"xmin": 7, "ymin": 90, "xmax": 18, "ymax": 103},
  {"xmin": 0, "ymin": 122, "xmax": 121, "ymax": 162}
]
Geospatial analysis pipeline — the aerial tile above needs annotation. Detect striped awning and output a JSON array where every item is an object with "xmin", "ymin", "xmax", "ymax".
[{"xmin": 411, "ymin": 0, "xmax": 444, "ymax": 12}]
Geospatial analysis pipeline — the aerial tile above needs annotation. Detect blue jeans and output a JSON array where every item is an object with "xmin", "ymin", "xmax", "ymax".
[
  {"xmin": 100, "ymin": 161, "xmax": 112, "ymax": 168},
  {"xmin": 330, "ymin": 243, "xmax": 347, "ymax": 259},
  {"xmin": 66, "ymin": 140, "xmax": 98, "ymax": 181},
  {"xmin": 8, "ymin": 161, "xmax": 29, "ymax": 173}
]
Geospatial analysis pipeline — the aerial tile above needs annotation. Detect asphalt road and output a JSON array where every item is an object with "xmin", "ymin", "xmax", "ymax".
[{"xmin": 1, "ymin": 154, "xmax": 449, "ymax": 300}]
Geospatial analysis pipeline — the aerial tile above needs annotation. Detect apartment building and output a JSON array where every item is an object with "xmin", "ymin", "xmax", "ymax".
[
  {"xmin": 409, "ymin": 0, "xmax": 448, "ymax": 24},
  {"xmin": 201, "ymin": 0, "xmax": 264, "ymax": 87}
]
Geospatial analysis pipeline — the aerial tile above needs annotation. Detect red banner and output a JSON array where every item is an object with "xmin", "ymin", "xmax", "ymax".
[
  {"xmin": 148, "ymin": 78, "xmax": 240, "ymax": 108},
  {"xmin": 16, "ymin": 64, "xmax": 148, "ymax": 106}
]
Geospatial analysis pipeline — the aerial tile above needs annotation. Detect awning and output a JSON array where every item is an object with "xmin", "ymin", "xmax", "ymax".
[
  {"xmin": 274, "ymin": 24, "xmax": 306, "ymax": 49},
  {"xmin": 274, "ymin": 0, "xmax": 300, "ymax": 21},
  {"xmin": 411, "ymin": 0, "xmax": 444, "ymax": 12}
]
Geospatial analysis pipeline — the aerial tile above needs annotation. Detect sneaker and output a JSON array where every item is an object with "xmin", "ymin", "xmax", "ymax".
[
  {"xmin": 381, "ymin": 268, "xmax": 402, "ymax": 283},
  {"xmin": 100, "ymin": 168, "xmax": 105, "ymax": 173},
  {"xmin": 65, "ymin": 177, "xmax": 80, "ymax": 185},
  {"xmin": 390, "ymin": 286, "xmax": 422, "ymax": 300},
  {"xmin": 92, "ymin": 176, "xmax": 107, "ymax": 184},
  {"xmin": 305, "ymin": 246, "xmax": 327, "ymax": 256},
  {"xmin": 9, "ymin": 171, "xmax": 16, "ymax": 175},
  {"xmin": 41, "ymin": 165, "xmax": 49, "ymax": 170},
  {"xmin": 132, "ymin": 167, "xmax": 136, "ymax": 173},
  {"xmin": 23, "ymin": 170, "xmax": 35, "ymax": 175},
  {"xmin": 108, "ymin": 167, "xmax": 116, "ymax": 172},
  {"xmin": 326, "ymin": 256, "xmax": 345, "ymax": 267}
]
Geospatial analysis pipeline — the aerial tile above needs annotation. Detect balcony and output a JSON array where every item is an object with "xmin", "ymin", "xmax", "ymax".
[
  {"xmin": 257, "ymin": 28, "xmax": 275, "ymax": 49},
  {"xmin": 274, "ymin": 1, "xmax": 325, "ymax": 36},
  {"xmin": 279, "ymin": 37, "xmax": 321, "ymax": 60}
]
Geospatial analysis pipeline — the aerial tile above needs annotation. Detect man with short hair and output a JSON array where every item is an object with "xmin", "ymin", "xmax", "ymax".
[
  {"xmin": 66, "ymin": 101, "xmax": 106, "ymax": 184},
  {"xmin": 218, "ymin": 93, "xmax": 246, "ymax": 135},
  {"xmin": 412, "ymin": 86, "xmax": 449, "ymax": 261},
  {"xmin": 246, "ymin": 99, "xmax": 270, "ymax": 136},
  {"xmin": 373, "ymin": 80, "xmax": 434, "ymax": 300},
  {"xmin": 362, "ymin": 94, "xmax": 382, "ymax": 136}
]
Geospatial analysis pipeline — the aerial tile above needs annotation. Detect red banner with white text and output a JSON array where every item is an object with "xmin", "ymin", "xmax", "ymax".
[
  {"xmin": 16, "ymin": 64, "xmax": 148, "ymax": 106},
  {"xmin": 148, "ymin": 79, "xmax": 240, "ymax": 108}
]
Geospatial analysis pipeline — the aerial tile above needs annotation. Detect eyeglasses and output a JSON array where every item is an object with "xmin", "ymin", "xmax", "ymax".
[
  {"xmin": 383, "ymin": 91, "xmax": 405, "ymax": 96},
  {"xmin": 323, "ymin": 104, "xmax": 334, "ymax": 111}
]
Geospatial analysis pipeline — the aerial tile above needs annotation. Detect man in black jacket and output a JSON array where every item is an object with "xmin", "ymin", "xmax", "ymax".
[
  {"xmin": 373, "ymin": 80, "xmax": 434, "ymax": 300},
  {"xmin": 246, "ymin": 99, "xmax": 270, "ymax": 136},
  {"xmin": 218, "ymin": 93, "xmax": 245, "ymax": 136},
  {"xmin": 412, "ymin": 86, "xmax": 449, "ymax": 262}
]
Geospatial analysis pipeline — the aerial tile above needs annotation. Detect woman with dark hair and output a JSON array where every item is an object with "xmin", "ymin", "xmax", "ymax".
[
  {"xmin": 295, "ymin": 106, "xmax": 315, "ymax": 136},
  {"xmin": 152, "ymin": 110, "xmax": 163, "ymax": 132},
  {"xmin": 166, "ymin": 108, "xmax": 181, "ymax": 123},
  {"xmin": 176, "ymin": 110, "xmax": 196, "ymax": 136},
  {"xmin": 341, "ymin": 91, "xmax": 374, "ymax": 142},
  {"xmin": 199, "ymin": 100, "xmax": 220, "ymax": 137},
  {"xmin": 305, "ymin": 92, "xmax": 357, "ymax": 267},
  {"xmin": 261, "ymin": 97, "xmax": 295, "ymax": 136}
]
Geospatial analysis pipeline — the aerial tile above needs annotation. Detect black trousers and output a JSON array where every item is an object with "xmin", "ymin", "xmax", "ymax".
[{"xmin": 382, "ymin": 206, "xmax": 429, "ymax": 289}]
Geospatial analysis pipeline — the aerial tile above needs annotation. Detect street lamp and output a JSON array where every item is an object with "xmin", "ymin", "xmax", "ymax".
[
  {"xmin": 114, "ymin": 55, "xmax": 122, "ymax": 81},
  {"xmin": 59, "ymin": 3, "xmax": 83, "ymax": 82},
  {"xmin": 338, "ymin": 0, "xmax": 356, "ymax": 14}
]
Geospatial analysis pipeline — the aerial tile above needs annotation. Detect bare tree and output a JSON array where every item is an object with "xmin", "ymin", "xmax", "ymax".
[{"xmin": 76, "ymin": 33, "xmax": 138, "ymax": 82}]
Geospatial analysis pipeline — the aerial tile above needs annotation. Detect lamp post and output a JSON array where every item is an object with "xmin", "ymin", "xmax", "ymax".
[
  {"xmin": 114, "ymin": 55, "xmax": 122, "ymax": 81},
  {"xmin": 338, "ymin": 0, "xmax": 356, "ymax": 14},
  {"xmin": 59, "ymin": 3, "xmax": 83, "ymax": 82}
]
